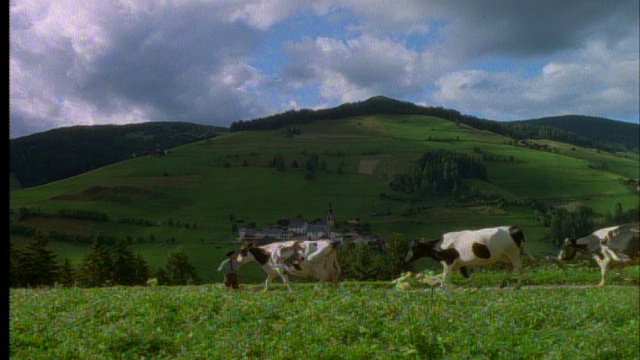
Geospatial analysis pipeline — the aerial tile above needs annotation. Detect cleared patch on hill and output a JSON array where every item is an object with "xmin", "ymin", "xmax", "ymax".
[
  {"xmin": 358, "ymin": 159, "xmax": 380, "ymax": 175},
  {"xmin": 383, "ymin": 206, "xmax": 508, "ymax": 225},
  {"xmin": 21, "ymin": 217, "xmax": 96, "ymax": 237},
  {"xmin": 52, "ymin": 186, "xmax": 157, "ymax": 203}
]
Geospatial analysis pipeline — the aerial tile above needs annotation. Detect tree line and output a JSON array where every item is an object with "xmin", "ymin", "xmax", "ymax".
[
  {"xmin": 11, "ymin": 200, "xmax": 637, "ymax": 288},
  {"xmin": 10, "ymin": 233, "xmax": 201, "ymax": 288},
  {"xmin": 541, "ymin": 202, "xmax": 638, "ymax": 246},
  {"xmin": 229, "ymin": 96, "xmax": 635, "ymax": 153},
  {"xmin": 389, "ymin": 150, "xmax": 487, "ymax": 198}
]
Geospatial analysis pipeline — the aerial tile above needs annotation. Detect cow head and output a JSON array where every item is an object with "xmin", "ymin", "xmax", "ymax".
[
  {"xmin": 237, "ymin": 242, "xmax": 271, "ymax": 265},
  {"xmin": 405, "ymin": 239, "xmax": 436, "ymax": 262},
  {"xmin": 557, "ymin": 238, "xmax": 578, "ymax": 260},
  {"xmin": 237, "ymin": 242, "xmax": 255, "ymax": 264}
]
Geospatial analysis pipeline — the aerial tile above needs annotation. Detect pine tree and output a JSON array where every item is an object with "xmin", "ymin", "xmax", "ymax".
[
  {"xmin": 161, "ymin": 247, "xmax": 201, "ymax": 285},
  {"xmin": 132, "ymin": 252, "xmax": 151, "ymax": 285},
  {"xmin": 59, "ymin": 258, "xmax": 76, "ymax": 287},
  {"xmin": 112, "ymin": 237, "xmax": 138, "ymax": 285},
  {"xmin": 15, "ymin": 232, "xmax": 60, "ymax": 287},
  {"xmin": 382, "ymin": 233, "xmax": 411, "ymax": 279},
  {"xmin": 77, "ymin": 234, "xmax": 115, "ymax": 287},
  {"xmin": 10, "ymin": 241, "xmax": 23, "ymax": 287}
]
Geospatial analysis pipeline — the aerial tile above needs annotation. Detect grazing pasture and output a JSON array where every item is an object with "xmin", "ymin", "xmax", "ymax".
[
  {"xmin": 10, "ymin": 265, "xmax": 639, "ymax": 359},
  {"xmin": 9, "ymin": 115, "xmax": 639, "ymax": 285}
]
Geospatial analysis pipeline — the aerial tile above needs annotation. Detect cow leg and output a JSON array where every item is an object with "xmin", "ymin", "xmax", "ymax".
[
  {"xmin": 275, "ymin": 268, "xmax": 293, "ymax": 291},
  {"xmin": 328, "ymin": 262, "xmax": 340, "ymax": 287},
  {"xmin": 440, "ymin": 261, "xmax": 453, "ymax": 288},
  {"xmin": 504, "ymin": 253, "xmax": 523, "ymax": 288},
  {"xmin": 263, "ymin": 276, "xmax": 272, "ymax": 292},
  {"xmin": 332, "ymin": 263, "xmax": 341, "ymax": 285},
  {"xmin": 594, "ymin": 253, "xmax": 611, "ymax": 287}
]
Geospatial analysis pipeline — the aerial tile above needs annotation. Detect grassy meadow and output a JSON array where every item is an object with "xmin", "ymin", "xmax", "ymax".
[
  {"xmin": 9, "ymin": 114, "xmax": 639, "ymax": 283},
  {"xmin": 10, "ymin": 264, "xmax": 640, "ymax": 359}
]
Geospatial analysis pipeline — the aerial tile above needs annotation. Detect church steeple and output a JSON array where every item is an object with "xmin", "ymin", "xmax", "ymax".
[{"xmin": 326, "ymin": 202, "xmax": 335, "ymax": 229}]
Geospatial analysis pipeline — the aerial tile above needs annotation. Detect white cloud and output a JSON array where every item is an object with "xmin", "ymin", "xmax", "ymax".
[
  {"xmin": 228, "ymin": 0, "xmax": 308, "ymax": 29},
  {"xmin": 282, "ymin": 34, "xmax": 441, "ymax": 104},
  {"xmin": 325, "ymin": 0, "xmax": 434, "ymax": 35},
  {"xmin": 433, "ymin": 38, "xmax": 639, "ymax": 121}
]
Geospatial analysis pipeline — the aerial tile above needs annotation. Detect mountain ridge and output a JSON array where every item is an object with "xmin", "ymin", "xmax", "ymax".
[{"xmin": 10, "ymin": 97, "xmax": 638, "ymax": 189}]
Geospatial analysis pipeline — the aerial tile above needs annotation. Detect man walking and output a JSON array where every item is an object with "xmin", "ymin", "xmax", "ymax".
[{"xmin": 218, "ymin": 250, "xmax": 241, "ymax": 290}]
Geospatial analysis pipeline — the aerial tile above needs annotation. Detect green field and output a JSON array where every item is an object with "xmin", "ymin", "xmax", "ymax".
[
  {"xmin": 10, "ymin": 266, "xmax": 640, "ymax": 359},
  {"xmin": 9, "ymin": 115, "xmax": 639, "ymax": 283}
]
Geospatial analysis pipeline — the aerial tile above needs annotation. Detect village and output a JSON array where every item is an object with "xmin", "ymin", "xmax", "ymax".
[{"xmin": 235, "ymin": 203, "xmax": 384, "ymax": 248}]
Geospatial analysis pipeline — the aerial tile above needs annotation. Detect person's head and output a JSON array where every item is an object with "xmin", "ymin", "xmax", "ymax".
[{"xmin": 226, "ymin": 251, "xmax": 236, "ymax": 259}]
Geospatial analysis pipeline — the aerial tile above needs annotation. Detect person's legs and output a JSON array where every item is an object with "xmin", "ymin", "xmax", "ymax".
[{"xmin": 227, "ymin": 273, "xmax": 239, "ymax": 290}]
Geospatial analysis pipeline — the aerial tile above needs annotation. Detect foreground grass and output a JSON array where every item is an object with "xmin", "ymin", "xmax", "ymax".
[{"xmin": 11, "ymin": 268, "xmax": 640, "ymax": 359}]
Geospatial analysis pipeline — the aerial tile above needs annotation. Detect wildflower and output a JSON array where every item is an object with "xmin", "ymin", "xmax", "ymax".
[
  {"xmin": 424, "ymin": 272, "xmax": 440, "ymax": 287},
  {"xmin": 396, "ymin": 282, "xmax": 411, "ymax": 291}
]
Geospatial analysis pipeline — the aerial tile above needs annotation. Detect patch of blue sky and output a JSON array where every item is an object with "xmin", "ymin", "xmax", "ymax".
[
  {"xmin": 251, "ymin": 10, "xmax": 355, "ymax": 76},
  {"xmin": 400, "ymin": 20, "xmax": 447, "ymax": 52},
  {"xmin": 468, "ymin": 57, "xmax": 546, "ymax": 80}
]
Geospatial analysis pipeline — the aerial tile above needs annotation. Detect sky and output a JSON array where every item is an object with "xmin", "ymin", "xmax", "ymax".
[{"xmin": 9, "ymin": 0, "xmax": 639, "ymax": 139}]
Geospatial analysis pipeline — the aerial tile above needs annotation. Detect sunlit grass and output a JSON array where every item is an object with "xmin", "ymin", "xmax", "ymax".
[{"xmin": 11, "ymin": 267, "xmax": 639, "ymax": 359}]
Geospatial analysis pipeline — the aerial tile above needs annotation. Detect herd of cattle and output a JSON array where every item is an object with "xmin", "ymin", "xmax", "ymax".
[{"xmin": 235, "ymin": 222, "xmax": 639, "ymax": 291}]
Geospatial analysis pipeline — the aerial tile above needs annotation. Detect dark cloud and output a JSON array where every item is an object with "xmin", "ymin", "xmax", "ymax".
[
  {"xmin": 70, "ymin": 2, "xmax": 263, "ymax": 120},
  {"xmin": 10, "ymin": 1, "xmax": 270, "ymax": 138},
  {"xmin": 438, "ymin": 0, "xmax": 638, "ymax": 59}
]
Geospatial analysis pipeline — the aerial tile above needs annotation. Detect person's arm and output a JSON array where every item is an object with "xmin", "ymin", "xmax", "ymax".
[{"xmin": 217, "ymin": 260, "xmax": 227, "ymax": 272}]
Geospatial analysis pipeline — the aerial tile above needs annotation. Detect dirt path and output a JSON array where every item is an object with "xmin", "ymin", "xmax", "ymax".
[{"xmin": 358, "ymin": 159, "xmax": 379, "ymax": 175}]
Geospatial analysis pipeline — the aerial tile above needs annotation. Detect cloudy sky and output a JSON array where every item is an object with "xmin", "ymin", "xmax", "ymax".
[{"xmin": 10, "ymin": 0, "xmax": 639, "ymax": 139}]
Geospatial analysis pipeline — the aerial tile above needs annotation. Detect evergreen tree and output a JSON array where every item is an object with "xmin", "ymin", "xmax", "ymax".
[
  {"xmin": 59, "ymin": 258, "xmax": 76, "ymax": 287},
  {"xmin": 549, "ymin": 206, "xmax": 593, "ymax": 246},
  {"xmin": 159, "ymin": 247, "xmax": 201, "ymax": 285},
  {"xmin": 152, "ymin": 267, "xmax": 170, "ymax": 285},
  {"xmin": 339, "ymin": 241, "xmax": 381, "ymax": 281},
  {"xmin": 390, "ymin": 150, "xmax": 487, "ymax": 197},
  {"xmin": 132, "ymin": 252, "xmax": 151, "ymax": 285},
  {"xmin": 382, "ymin": 233, "xmax": 411, "ymax": 279},
  {"xmin": 77, "ymin": 234, "xmax": 115, "ymax": 287},
  {"xmin": 15, "ymin": 232, "xmax": 60, "ymax": 287},
  {"xmin": 10, "ymin": 241, "xmax": 23, "ymax": 287},
  {"xmin": 614, "ymin": 203, "xmax": 623, "ymax": 221},
  {"xmin": 269, "ymin": 153, "xmax": 286, "ymax": 171},
  {"xmin": 112, "ymin": 237, "xmax": 139, "ymax": 285},
  {"xmin": 303, "ymin": 153, "xmax": 321, "ymax": 180}
]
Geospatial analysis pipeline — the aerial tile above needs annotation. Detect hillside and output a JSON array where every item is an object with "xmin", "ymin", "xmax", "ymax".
[
  {"xmin": 10, "ymin": 122, "xmax": 226, "ymax": 189},
  {"xmin": 507, "ymin": 115, "xmax": 639, "ymax": 153},
  {"xmin": 232, "ymin": 96, "xmax": 639, "ymax": 153},
  {"xmin": 10, "ymin": 98, "xmax": 637, "ymax": 191},
  {"xmin": 10, "ymin": 114, "xmax": 639, "ymax": 283}
]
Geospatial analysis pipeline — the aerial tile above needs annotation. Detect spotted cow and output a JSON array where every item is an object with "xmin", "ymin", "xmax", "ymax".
[
  {"xmin": 406, "ymin": 226, "xmax": 526, "ymax": 288},
  {"xmin": 237, "ymin": 239, "xmax": 341, "ymax": 291},
  {"xmin": 558, "ymin": 222, "xmax": 639, "ymax": 286}
]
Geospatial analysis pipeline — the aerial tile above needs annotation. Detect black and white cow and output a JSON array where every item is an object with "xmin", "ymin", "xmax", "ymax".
[
  {"xmin": 558, "ymin": 222, "xmax": 639, "ymax": 286},
  {"xmin": 236, "ymin": 239, "xmax": 341, "ymax": 291},
  {"xmin": 405, "ymin": 226, "xmax": 526, "ymax": 288}
]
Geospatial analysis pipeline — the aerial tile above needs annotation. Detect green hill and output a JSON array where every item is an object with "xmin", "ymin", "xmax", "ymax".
[
  {"xmin": 507, "ymin": 115, "xmax": 639, "ymax": 153},
  {"xmin": 10, "ymin": 121, "xmax": 226, "ymax": 189},
  {"xmin": 232, "ymin": 96, "xmax": 639, "ymax": 153},
  {"xmin": 9, "ymin": 113, "xmax": 639, "ymax": 284},
  {"xmin": 11, "ymin": 97, "xmax": 637, "ymax": 191}
]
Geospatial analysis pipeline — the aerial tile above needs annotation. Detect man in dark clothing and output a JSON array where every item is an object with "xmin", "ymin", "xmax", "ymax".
[{"xmin": 217, "ymin": 251, "xmax": 241, "ymax": 290}]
